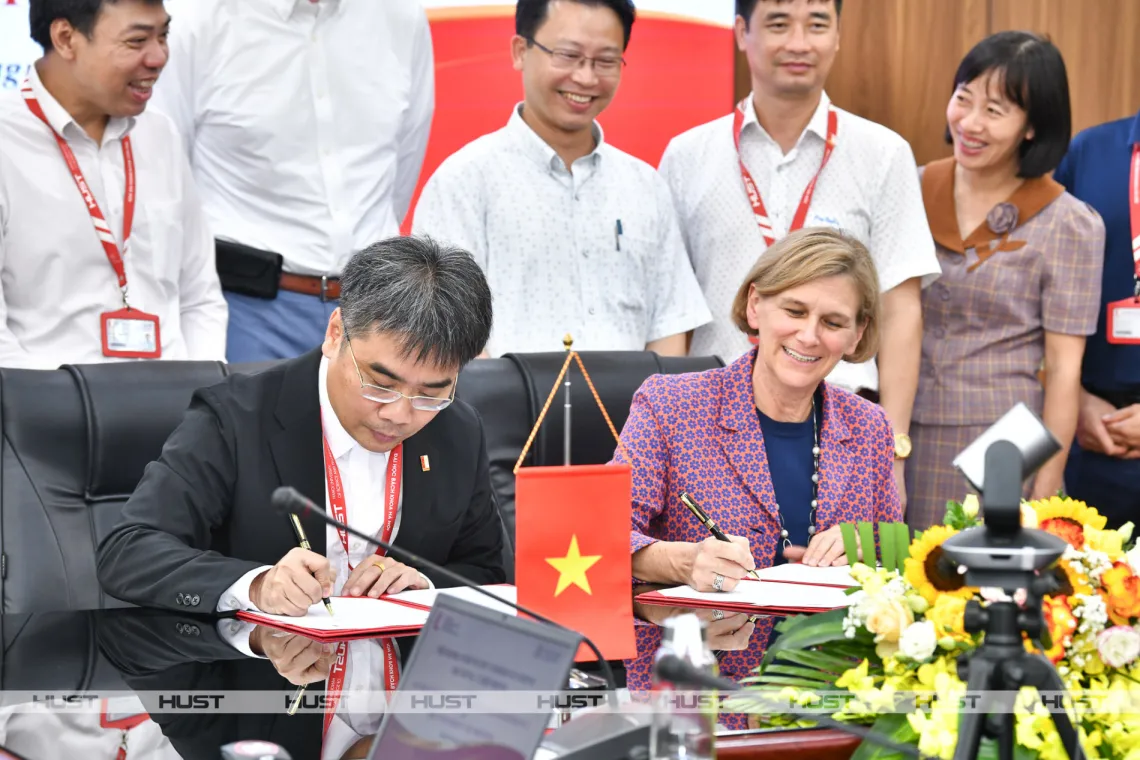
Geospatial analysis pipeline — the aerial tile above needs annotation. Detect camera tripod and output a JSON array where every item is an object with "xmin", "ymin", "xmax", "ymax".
[{"xmin": 952, "ymin": 577, "xmax": 1084, "ymax": 760}]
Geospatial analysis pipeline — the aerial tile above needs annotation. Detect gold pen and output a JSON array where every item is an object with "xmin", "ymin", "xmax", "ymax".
[
  {"xmin": 287, "ymin": 684, "xmax": 305, "ymax": 716},
  {"xmin": 679, "ymin": 492, "xmax": 761, "ymax": 582},
  {"xmin": 289, "ymin": 513, "xmax": 334, "ymax": 616}
]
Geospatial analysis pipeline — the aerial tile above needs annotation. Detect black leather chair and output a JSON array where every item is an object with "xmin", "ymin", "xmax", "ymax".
[
  {"xmin": 456, "ymin": 352, "xmax": 723, "ymax": 552},
  {"xmin": 0, "ymin": 361, "xmax": 228, "ymax": 614},
  {"xmin": 0, "ymin": 351, "xmax": 719, "ymax": 613}
]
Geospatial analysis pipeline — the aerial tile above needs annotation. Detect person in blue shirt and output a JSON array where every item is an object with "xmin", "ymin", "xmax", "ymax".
[{"xmin": 1055, "ymin": 107, "xmax": 1140, "ymax": 530}]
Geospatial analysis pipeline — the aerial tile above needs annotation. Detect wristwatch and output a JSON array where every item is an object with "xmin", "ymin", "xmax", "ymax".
[{"xmin": 894, "ymin": 433, "xmax": 913, "ymax": 461}]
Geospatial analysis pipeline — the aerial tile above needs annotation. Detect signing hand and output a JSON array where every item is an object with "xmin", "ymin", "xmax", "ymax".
[
  {"xmin": 783, "ymin": 525, "xmax": 860, "ymax": 567},
  {"xmin": 1077, "ymin": 391, "xmax": 1126, "ymax": 457},
  {"xmin": 1104, "ymin": 404, "xmax": 1140, "ymax": 453},
  {"xmin": 250, "ymin": 548, "xmax": 334, "ymax": 616},
  {"xmin": 250, "ymin": 628, "xmax": 335, "ymax": 686},
  {"xmin": 344, "ymin": 556, "xmax": 429, "ymax": 598},
  {"xmin": 687, "ymin": 535, "xmax": 755, "ymax": 592}
]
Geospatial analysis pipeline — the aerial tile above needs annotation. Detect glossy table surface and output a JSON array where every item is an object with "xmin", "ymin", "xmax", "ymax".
[{"xmin": 0, "ymin": 597, "xmax": 860, "ymax": 760}]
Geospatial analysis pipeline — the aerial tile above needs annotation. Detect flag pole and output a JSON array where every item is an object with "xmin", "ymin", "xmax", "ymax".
[{"xmin": 562, "ymin": 334, "xmax": 573, "ymax": 466}]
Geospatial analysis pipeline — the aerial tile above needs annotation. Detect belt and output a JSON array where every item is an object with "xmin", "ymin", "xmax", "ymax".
[
  {"xmin": 1085, "ymin": 387, "xmax": 1140, "ymax": 409},
  {"xmin": 279, "ymin": 272, "xmax": 340, "ymax": 301}
]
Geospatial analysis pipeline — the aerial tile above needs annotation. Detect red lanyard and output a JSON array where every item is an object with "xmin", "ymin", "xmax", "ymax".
[
  {"xmin": 21, "ymin": 80, "xmax": 135, "ymax": 304},
  {"xmin": 733, "ymin": 98, "xmax": 838, "ymax": 247},
  {"xmin": 321, "ymin": 423, "xmax": 401, "ymax": 572},
  {"xmin": 323, "ymin": 638, "xmax": 401, "ymax": 738},
  {"xmin": 1129, "ymin": 144, "xmax": 1139, "ymax": 290},
  {"xmin": 100, "ymin": 701, "xmax": 149, "ymax": 760}
]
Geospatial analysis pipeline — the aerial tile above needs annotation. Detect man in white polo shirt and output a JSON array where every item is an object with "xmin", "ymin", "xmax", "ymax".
[
  {"xmin": 413, "ymin": 0, "xmax": 709, "ymax": 357},
  {"xmin": 0, "ymin": 0, "xmax": 226, "ymax": 368},
  {"xmin": 659, "ymin": 0, "xmax": 939, "ymax": 508}
]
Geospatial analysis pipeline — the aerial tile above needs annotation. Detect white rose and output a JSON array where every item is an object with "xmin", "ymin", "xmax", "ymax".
[
  {"xmin": 1096, "ymin": 626, "xmax": 1140, "ymax": 668},
  {"xmin": 898, "ymin": 620, "xmax": 938, "ymax": 662}
]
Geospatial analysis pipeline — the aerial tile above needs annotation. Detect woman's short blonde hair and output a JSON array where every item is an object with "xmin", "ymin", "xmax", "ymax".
[{"xmin": 731, "ymin": 228, "xmax": 882, "ymax": 363}]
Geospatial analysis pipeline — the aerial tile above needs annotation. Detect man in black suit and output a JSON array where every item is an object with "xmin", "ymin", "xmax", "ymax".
[{"xmin": 97, "ymin": 236, "xmax": 504, "ymax": 618}]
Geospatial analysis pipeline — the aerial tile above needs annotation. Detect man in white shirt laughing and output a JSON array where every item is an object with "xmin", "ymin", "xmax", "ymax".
[
  {"xmin": 152, "ymin": 0, "xmax": 435, "ymax": 363},
  {"xmin": 0, "ymin": 0, "xmax": 227, "ymax": 368}
]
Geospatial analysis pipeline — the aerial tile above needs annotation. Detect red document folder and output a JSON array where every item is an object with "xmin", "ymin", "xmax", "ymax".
[
  {"xmin": 635, "ymin": 579, "xmax": 850, "ymax": 615},
  {"xmin": 235, "ymin": 596, "xmax": 429, "ymax": 642}
]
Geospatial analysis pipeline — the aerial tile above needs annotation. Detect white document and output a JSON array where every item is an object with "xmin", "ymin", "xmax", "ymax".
[
  {"xmin": 245, "ymin": 597, "xmax": 429, "ymax": 631},
  {"xmin": 656, "ymin": 579, "xmax": 849, "ymax": 610},
  {"xmin": 387, "ymin": 584, "xmax": 518, "ymax": 616},
  {"xmin": 752, "ymin": 563, "xmax": 858, "ymax": 587}
]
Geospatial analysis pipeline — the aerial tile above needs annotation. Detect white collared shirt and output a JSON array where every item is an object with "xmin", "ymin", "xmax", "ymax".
[
  {"xmin": 412, "ymin": 104, "xmax": 712, "ymax": 357},
  {"xmin": 152, "ymin": 0, "xmax": 435, "ymax": 276},
  {"xmin": 659, "ymin": 92, "xmax": 941, "ymax": 391},
  {"xmin": 0, "ymin": 64, "xmax": 227, "ymax": 368},
  {"xmin": 218, "ymin": 355, "xmax": 411, "ymax": 615}
]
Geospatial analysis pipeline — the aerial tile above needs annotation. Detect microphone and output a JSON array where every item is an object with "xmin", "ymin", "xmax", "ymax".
[
  {"xmin": 654, "ymin": 655, "xmax": 930, "ymax": 760},
  {"xmin": 270, "ymin": 486, "xmax": 618, "ymax": 696}
]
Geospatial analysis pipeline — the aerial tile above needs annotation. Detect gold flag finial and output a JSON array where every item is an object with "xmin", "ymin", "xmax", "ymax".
[{"xmin": 563, "ymin": 334, "xmax": 574, "ymax": 352}]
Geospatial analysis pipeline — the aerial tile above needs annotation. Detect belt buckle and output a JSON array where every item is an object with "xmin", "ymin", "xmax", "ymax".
[{"xmin": 320, "ymin": 275, "xmax": 330, "ymax": 303}]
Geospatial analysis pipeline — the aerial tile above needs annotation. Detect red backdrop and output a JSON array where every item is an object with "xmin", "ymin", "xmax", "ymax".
[{"xmin": 403, "ymin": 9, "xmax": 735, "ymax": 232}]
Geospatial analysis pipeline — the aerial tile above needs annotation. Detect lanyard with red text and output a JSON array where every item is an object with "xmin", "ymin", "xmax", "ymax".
[
  {"xmin": 321, "ymin": 423, "xmax": 401, "ymax": 571},
  {"xmin": 1106, "ymin": 144, "xmax": 1140, "ymax": 344},
  {"xmin": 323, "ymin": 638, "xmax": 401, "ymax": 739},
  {"xmin": 21, "ymin": 80, "xmax": 161, "ymax": 358},
  {"xmin": 1130, "ymin": 144, "xmax": 1140, "ymax": 285},
  {"xmin": 100, "ymin": 700, "xmax": 149, "ymax": 760},
  {"xmin": 733, "ymin": 99, "xmax": 839, "ymax": 247}
]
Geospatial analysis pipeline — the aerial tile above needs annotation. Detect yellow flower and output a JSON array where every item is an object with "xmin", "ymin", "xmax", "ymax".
[
  {"xmin": 905, "ymin": 525, "xmax": 976, "ymax": 605},
  {"xmin": 1046, "ymin": 558, "xmax": 1094, "ymax": 597},
  {"xmin": 926, "ymin": 595, "xmax": 971, "ymax": 642},
  {"xmin": 1086, "ymin": 526, "xmax": 1126, "ymax": 560},
  {"xmin": 1027, "ymin": 496, "xmax": 1107, "ymax": 549},
  {"xmin": 865, "ymin": 596, "xmax": 914, "ymax": 644},
  {"xmin": 962, "ymin": 494, "xmax": 980, "ymax": 519},
  {"xmin": 835, "ymin": 659, "xmax": 874, "ymax": 693}
]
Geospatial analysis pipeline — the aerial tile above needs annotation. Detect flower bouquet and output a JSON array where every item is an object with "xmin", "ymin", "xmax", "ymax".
[{"xmin": 730, "ymin": 497, "xmax": 1140, "ymax": 759}]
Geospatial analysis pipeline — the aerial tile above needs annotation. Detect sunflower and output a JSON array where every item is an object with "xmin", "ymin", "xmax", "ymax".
[
  {"xmin": 1027, "ymin": 497, "xmax": 1106, "ymax": 549},
  {"xmin": 905, "ymin": 526, "xmax": 976, "ymax": 605},
  {"xmin": 1045, "ymin": 558, "xmax": 1094, "ymax": 598}
]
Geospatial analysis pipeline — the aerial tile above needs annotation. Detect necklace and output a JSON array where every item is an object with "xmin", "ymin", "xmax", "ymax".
[{"xmin": 773, "ymin": 396, "xmax": 820, "ymax": 550}]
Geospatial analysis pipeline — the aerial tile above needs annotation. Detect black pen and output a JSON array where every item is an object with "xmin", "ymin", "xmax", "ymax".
[
  {"xmin": 288, "ymin": 513, "xmax": 334, "ymax": 616},
  {"xmin": 615, "ymin": 219, "xmax": 623, "ymax": 251},
  {"xmin": 679, "ymin": 492, "xmax": 761, "ymax": 581}
]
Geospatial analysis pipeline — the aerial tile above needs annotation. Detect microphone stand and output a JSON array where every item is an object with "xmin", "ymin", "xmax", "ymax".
[{"xmin": 271, "ymin": 486, "xmax": 618, "ymax": 701}]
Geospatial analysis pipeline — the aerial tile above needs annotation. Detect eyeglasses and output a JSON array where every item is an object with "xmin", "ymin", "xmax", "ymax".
[
  {"xmin": 525, "ymin": 38, "xmax": 626, "ymax": 77},
  {"xmin": 345, "ymin": 338, "xmax": 457, "ymax": 412}
]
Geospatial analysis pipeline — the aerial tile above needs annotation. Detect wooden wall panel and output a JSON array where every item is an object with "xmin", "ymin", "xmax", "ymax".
[
  {"xmin": 826, "ymin": 0, "xmax": 987, "ymax": 166},
  {"xmin": 734, "ymin": 0, "xmax": 1140, "ymax": 166},
  {"xmin": 990, "ymin": 0, "xmax": 1140, "ymax": 135}
]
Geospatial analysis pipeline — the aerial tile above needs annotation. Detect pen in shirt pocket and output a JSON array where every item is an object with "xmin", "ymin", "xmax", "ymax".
[{"xmin": 614, "ymin": 219, "xmax": 623, "ymax": 251}]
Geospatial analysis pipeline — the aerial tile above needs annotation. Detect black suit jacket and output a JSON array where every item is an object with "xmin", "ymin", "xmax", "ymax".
[{"xmin": 96, "ymin": 348, "xmax": 506, "ymax": 612}]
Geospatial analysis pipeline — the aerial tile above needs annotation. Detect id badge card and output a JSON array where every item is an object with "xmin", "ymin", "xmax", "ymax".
[
  {"xmin": 1106, "ymin": 298, "xmax": 1140, "ymax": 345},
  {"xmin": 101, "ymin": 308, "xmax": 161, "ymax": 358}
]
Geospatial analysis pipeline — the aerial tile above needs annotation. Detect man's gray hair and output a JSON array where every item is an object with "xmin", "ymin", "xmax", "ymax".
[{"xmin": 339, "ymin": 236, "xmax": 493, "ymax": 367}]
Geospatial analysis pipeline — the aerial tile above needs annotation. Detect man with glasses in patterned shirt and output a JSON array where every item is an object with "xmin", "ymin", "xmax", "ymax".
[
  {"xmin": 97, "ymin": 236, "xmax": 507, "ymax": 622},
  {"xmin": 413, "ymin": 0, "xmax": 710, "ymax": 357}
]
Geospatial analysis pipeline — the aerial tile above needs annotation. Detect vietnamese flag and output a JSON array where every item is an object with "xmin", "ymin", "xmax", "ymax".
[{"xmin": 515, "ymin": 464, "xmax": 637, "ymax": 661}]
